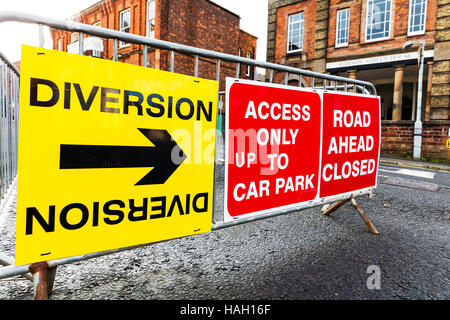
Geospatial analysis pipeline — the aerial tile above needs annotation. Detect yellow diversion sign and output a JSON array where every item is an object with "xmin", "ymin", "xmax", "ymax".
[{"xmin": 16, "ymin": 45, "xmax": 218, "ymax": 265}]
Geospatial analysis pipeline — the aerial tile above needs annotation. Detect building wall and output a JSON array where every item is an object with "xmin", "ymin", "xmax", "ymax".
[
  {"xmin": 274, "ymin": 1, "xmax": 317, "ymax": 65},
  {"xmin": 430, "ymin": 0, "xmax": 450, "ymax": 120},
  {"xmin": 381, "ymin": 121, "xmax": 414, "ymax": 156},
  {"xmin": 239, "ymin": 30, "xmax": 258, "ymax": 79},
  {"xmin": 421, "ymin": 122, "xmax": 450, "ymax": 161},
  {"xmin": 268, "ymin": 0, "xmax": 449, "ymax": 162},
  {"xmin": 267, "ymin": 0, "xmax": 328, "ymax": 84},
  {"xmin": 51, "ymin": 0, "xmax": 257, "ymax": 91},
  {"xmin": 160, "ymin": 0, "xmax": 245, "ymax": 90},
  {"xmin": 327, "ymin": 0, "xmax": 437, "ymax": 61}
]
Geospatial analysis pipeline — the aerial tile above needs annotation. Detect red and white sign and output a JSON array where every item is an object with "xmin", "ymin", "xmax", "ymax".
[
  {"xmin": 320, "ymin": 92, "xmax": 380, "ymax": 198},
  {"xmin": 225, "ymin": 78, "xmax": 380, "ymax": 221}
]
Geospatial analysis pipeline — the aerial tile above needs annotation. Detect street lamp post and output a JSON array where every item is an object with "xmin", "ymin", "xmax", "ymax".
[{"xmin": 403, "ymin": 40, "xmax": 425, "ymax": 160}]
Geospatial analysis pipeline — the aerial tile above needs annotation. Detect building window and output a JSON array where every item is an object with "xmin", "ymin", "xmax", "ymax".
[
  {"xmin": 336, "ymin": 8, "xmax": 350, "ymax": 47},
  {"xmin": 246, "ymin": 52, "xmax": 251, "ymax": 77},
  {"xmin": 365, "ymin": 0, "xmax": 392, "ymax": 42},
  {"xmin": 92, "ymin": 21, "xmax": 102, "ymax": 57},
  {"xmin": 119, "ymin": 8, "xmax": 131, "ymax": 47},
  {"xmin": 147, "ymin": 0, "xmax": 156, "ymax": 38},
  {"xmin": 408, "ymin": 0, "xmax": 427, "ymax": 35},
  {"xmin": 287, "ymin": 12, "xmax": 304, "ymax": 53},
  {"xmin": 58, "ymin": 38, "xmax": 63, "ymax": 51},
  {"xmin": 70, "ymin": 32, "xmax": 78, "ymax": 44}
]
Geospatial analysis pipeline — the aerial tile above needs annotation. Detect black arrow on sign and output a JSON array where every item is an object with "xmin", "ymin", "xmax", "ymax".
[{"xmin": 60, "ymin": 128, "xmax": 187, "ymax": 185}]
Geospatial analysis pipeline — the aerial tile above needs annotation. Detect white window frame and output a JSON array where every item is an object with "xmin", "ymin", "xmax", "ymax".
[
  {"xmin": 287, "ymin": 12, "xmax": 304, "ymax": 54},
  {"xmin": 365, "ymin": 0, "xmax": 392, "ymax": 42},
  {"xmin": 147, "ymin": 0, "xmax": 156, "ymax": 38},
  {"xmin": 408, "ymin": 0, "xmax": 427, "ymax": 36},
  {"xmin": 70, "ymin": 32, "xmax": 78, "ymax": 44},
  {"xmin": 246, "ymin": 52, "xmax": 251, "ymax": 77},
  {"xmin": 92, "ymin": 21, "xmax": 102, "ymax": 57},
  {"xmin": 119, "ymin": 8, "xmax": 131, "ymax": 48},
  {"xmin": 336, "ymin": 8, "xmax": 350, "ymax": 48}
]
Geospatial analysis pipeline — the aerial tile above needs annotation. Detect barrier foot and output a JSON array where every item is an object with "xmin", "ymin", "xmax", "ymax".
[
  {"xmin": 322, "ymin": 195, "xmax": 379, "ymax": 235},
  {"xmin": 321, "ymin": 199, "xmax": 349, "ymax": 216},
  {"xmin": 349, "ymin": 195, "xmax": 379, "ymax": 235},
  {"xmin": 30, "ymin": 262, "xmax": 57, "ymax": 300}
]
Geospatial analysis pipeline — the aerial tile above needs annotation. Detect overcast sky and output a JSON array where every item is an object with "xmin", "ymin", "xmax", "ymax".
[{"xmin": 0, "ymin": 0, "xmax": 268, "ymax": 64}]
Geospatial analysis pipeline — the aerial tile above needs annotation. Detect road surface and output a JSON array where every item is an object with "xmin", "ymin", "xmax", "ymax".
[{"xmin": 0, "ymin": 161, "xmax": 449, "ymax": 300}]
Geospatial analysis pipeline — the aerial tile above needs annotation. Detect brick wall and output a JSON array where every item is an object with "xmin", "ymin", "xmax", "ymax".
[
  {"xmin": 267, "ymin": 0, "xmax": 328, "ymax": 84},
  {"xmin": 421, "ymin": 121, "xmax": 450, "ymax": 161},
  {"xmin": 161, "ymin": 0, "xmax": 257, "ymax": 90},
  {"xmin": 381, "ymin": 121, "xmax": 415, "ymax": 156},
  {"xmin": 274, "ymin": 0, "xmax": 317, "ymax": 65},
  {"xmin": 381, "ymin": 121, "xmax": 450, "ymax": 162},
  {"xmin": 239, "ymin": 30, "xmax": 258, "ymax": 79}
]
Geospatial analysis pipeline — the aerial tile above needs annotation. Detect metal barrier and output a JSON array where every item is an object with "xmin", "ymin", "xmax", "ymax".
[
  {"xmin": 0, "ymin": 11, "xmax": 378, "ymax": 299},
  {"xmin": 0, "ymin": 50, "xmax": 19, "ymax": 206}
]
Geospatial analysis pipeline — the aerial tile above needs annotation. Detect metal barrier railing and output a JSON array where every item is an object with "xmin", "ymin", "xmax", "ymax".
[
  {"xmin": 0, "ymin": 50, "xmax": 19, "ymax": 204},
  {"xmin": 0, "ymin": 11, "xmax": 377, "ymax": 95},
  {"xmin": 0, "ymin": 10, "xmax": 378, "ymax": 299}
]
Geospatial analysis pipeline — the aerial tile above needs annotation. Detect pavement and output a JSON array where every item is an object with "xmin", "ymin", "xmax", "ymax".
[{"xmin": 379, "ymin": 156, "xmax": 450, "ymax": 173}]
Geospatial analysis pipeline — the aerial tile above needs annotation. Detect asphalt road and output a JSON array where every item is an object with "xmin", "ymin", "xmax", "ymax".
[{"xmin": 0, "ymin": 162, "xmax": 449, "ymax": 301}]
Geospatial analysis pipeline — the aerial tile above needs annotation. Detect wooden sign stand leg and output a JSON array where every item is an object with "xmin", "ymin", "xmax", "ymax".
[{"xmin": 321, "ymin": 194, "xmax": 379, "ymax": 235}]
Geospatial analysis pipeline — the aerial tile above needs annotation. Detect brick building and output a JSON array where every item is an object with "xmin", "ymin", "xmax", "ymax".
[
  {"xmin": 51, "ymin": 0, "xmax": 257, "ymax": 90},
  {"xmin": 267, "ymin": 0, "xmax": 450, "ymax": 162}
]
